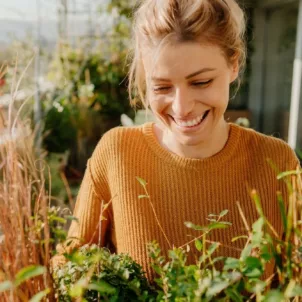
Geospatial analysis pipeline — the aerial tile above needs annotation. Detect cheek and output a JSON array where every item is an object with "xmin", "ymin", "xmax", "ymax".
[
  {"xmin": 202, "ymin": 82, "xmax": 230, "ymax": 108},
  {"xmin": 149, "ymin": 95, "xmax": 169, "ymax": 114}
]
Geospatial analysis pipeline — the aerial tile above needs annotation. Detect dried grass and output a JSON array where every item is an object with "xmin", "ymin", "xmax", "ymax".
[{"xmin": 0, "ymin": 63, "xmax": 55, "ymax": 301}]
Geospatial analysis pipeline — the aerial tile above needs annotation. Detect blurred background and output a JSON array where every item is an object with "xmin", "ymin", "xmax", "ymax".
[{"xmin": 0, "ymin": 0, "xmax": 302, "ymax": 204}]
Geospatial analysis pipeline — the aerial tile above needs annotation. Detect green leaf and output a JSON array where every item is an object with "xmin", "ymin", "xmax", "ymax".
[
  {"xmin": 243, "ymin": 256, "xmax": 263, "ymax": 278},
  {"xmin": 152, "ymin": 265, "xmax": 162, "ymax": 275},
  {"xmin": 208, "ymin": 222, "xmax": 230, "ymax": 231},
  {"xmin": 225, "ymin": 288, "xmax": 243, "ymax": 302},
  {"xmin": 66, "ymin": 215, "xmax": 79, "ymax": 223},
  {"xmin": 243, "ymin": 267, "xmax": 263, "ymax": 278},
  {"xmin": 49, "ymin": 216, "xmax": 67, "ymax": 224},
  {"xmin": 29, "ymin": 288, "xmax": 50, "ymax": 302},
  {"xmin": 184, "ymin": 221, "xmax": 205, "ymax": 231},
  {"xmin": 218, "ymin": 221, "xmax": 232, "ymax": 226},
  {"xmin": 136, "ymin": 177, "xmax": 147, "ymax": 187},
  {"xmin": 252, "ymin": 218, "xmax": 264, "ymax": 234},
  {"xmin": 250, "ymin": 280, "xmax": 267, "ymax": 294},
  {"xmin": 277, "ymin": 170, "xmax": 300, "ymax": 180},
  {"xmin": 251, "ymin": 218, "xmax": 264, "ymax": 244},
  {"xmin": 287, "ymin": 285, "xmax": 302, "ymax": 298},
  {"xmin": 69, "ymin": 284, "xmax": 84, "ymax": 298},
  {"xmin": 252, "ymin": 191, "xmax": 264, "ymax": 217},
  {"xmin": 123, "ymin": 269, "xmax": 130, "ymax": 280},
  {"xmin": 219, "ymin": 209, "xmax": 229, "ymax": 217},
  {"xmin": 263, "ymin": 290, "xmax": 285, "ymax": 302},
  {"xmin": 245, "ymin": 256, "xmax": 262, "ymax": 269},
  {"xmin": 69, "ymin": 279, "xmax": 86, "ymax": 298},
  {"xmin": 240, "ymin": 244, "xmax": 252, "ymax": 260},
  {"xmin": 0, "ymin": 281, "xmax": 13, "ymax": 292},
  {"xmin": 206, "ymin": 281, "xmax": 229, "ymax": 297},
  {"xmin": 260, "ymin": 245, "xmax": 272, "ymax": 261},
  {"xmin": 15, "ymin": 265, "xmax": 46, "ymax": 287},
  {"xmin": 87, "ymin": 280, "xmax": 116, "ymax": 295},
  {"xmin": 232, "ymin": 235, "xmax": 248, "ymax": 242},
  {"xmin": 53, "ymin": 228, "xmax": 67, "ymax": 241},
  {"xmin": 277, "ymin": 193, "xmax": 287, "ymax": 233},
  {"xmin": 208, "ymin": 243, "xmax": 219, "ymax": 255},
  {"xmin": 224, "ymin": 258, "xmax": 240, "ymax": 270},
  {"xmin": 284, "ymin": 280, "xmax": 302, "ymax": 298},
  {"xmin": 195, "ymin": 239, "xmax": 203, "ymax": 252}
]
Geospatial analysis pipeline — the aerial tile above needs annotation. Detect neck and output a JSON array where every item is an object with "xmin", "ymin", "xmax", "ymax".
[{"xmin": 157, "ymin": 119, "xmax": 230, "ymax": 159}]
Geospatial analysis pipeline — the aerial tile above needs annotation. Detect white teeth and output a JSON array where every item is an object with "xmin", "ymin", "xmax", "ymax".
[
  {"xmin": 174, "ymin": 115, "xmax": 203, "ymax": 127},
  {"xmin": 173, "ymin": 111, "xmax": 210, "ymax": 127}
]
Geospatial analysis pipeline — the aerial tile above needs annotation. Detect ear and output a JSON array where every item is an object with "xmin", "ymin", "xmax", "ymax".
[{"xmin": 230, "ymin": 59, "xmax": 239, "ymax": 83}]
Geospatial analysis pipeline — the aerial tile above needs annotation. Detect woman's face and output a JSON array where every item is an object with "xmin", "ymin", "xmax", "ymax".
[{"xmin": 143, "ymin": 42, "xmax": 239, "ymax": 147}]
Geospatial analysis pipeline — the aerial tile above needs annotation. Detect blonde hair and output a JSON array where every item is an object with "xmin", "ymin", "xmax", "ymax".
[{"xmin": 128, "ymin": 0, "xmax": 246, "ymax": 108}]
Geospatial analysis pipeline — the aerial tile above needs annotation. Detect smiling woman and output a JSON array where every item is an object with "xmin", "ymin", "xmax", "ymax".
[
  {"xmin": 51, "ymin": 0, "xmax": 299, "ymax": 285},
  {"xmin": 145, "ymin": 42, "xmax": 237, "ymax": 158}
]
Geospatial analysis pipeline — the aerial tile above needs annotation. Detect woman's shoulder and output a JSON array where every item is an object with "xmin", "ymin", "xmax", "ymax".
[
  {"xmin": 101, "ymin": 124, "xmax": 145, "ymax": 145},
  {"xmin": 233, "ymin": 124, "xmax": 298, "ymax": 169},
  {"xmin": 236, "ymin": 124, "xmax": 291, "ymax": 150},
  {"xmin": 89, "ymin": 124, "xmax": 148, "ymax": 174},
  {"xmin": 92, "ymin": 124, "xmax": 147, "ymax": 156}
]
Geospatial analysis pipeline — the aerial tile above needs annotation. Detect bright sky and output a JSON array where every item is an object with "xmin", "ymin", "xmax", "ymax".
[
  {"xmin": 0, "ymin": 0, "xmax": 58, "ymax": 21},
  {"xmin": 0, "ymin": 0, "xmax": 105, "ymax": 21},
  {"xmin": 0, "ymin": 0, "xmax": 109, "ymax": 41}
]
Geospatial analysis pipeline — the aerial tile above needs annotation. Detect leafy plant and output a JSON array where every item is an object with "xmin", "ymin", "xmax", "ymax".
[
  {"xmin": 52, "ymin": 177, "xmax": 302, "ymax": 301},
  {"xmin": 52, "ymin": 244, "xmax": 154, "ymax": 301},
  {"xmin": 146, "ymin": 186, "xmax": 302, "ymax": 301}
]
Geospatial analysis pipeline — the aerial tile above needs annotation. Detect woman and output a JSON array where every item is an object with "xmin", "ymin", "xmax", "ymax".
[{"xmin": 52, "ymin": 0, "xmax": 299, "ymax": 281}]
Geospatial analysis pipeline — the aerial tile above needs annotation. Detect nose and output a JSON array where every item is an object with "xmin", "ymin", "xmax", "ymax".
[{"xmin": 172, "ymin": 87, "xmax": 194, "ymax": 117}]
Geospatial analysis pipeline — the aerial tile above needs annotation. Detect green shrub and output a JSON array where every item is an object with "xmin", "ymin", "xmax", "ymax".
[
  {"xmin": 52, "ymin": 244, "xmax": 154, "ymax": 301},
  {"xmin": 52, "ymin": 199, "xmax": 302, "ymax": 301}
]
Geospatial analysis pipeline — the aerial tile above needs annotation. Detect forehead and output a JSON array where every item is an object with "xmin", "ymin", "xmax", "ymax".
[{"xmin": 143, "ymin": 42, "xmax": 229, "ymax": 79}]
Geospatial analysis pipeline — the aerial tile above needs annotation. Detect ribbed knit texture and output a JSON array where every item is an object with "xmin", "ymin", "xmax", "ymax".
[{"xmin": 54, "ymin": 122, "xmax": 299, "ymax": 281}]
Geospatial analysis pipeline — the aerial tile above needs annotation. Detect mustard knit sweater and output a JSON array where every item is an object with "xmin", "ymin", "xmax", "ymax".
[{"xmin": 54, "ymin": 122, "xmax": 298, "ymax": 280}]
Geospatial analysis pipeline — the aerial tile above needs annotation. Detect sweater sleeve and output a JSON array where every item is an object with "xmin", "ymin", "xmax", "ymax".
[{"xmin": 50, "ymin": 134, "xmax": 113, "ymax": 268}]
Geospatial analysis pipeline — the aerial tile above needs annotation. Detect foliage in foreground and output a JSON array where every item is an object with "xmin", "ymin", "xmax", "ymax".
[
  {"xmin": 52, "ymin": 198, "xmax": 302, "ymax": 301},
  {"xmin": 52, "ymin": 244, "xmax": 153, "ymax": 301}
]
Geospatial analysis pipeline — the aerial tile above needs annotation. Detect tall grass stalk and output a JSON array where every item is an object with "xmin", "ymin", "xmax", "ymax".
[
  {"xmin": 0, "ymin": 65, "xmax": 54, "ymax": 301},
  {"xmin": 290, "ymin": 173, "xmax": 302, "ymax": 284}
]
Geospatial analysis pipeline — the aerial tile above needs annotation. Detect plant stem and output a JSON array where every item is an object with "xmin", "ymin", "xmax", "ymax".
[{"xmin": 142, "ymin": 185, "xmax": 172, "ymax": 249}]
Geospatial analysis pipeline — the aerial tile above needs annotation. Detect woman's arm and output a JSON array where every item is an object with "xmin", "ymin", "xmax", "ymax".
[{"xmin": 51, "ymin": 158, "xmax": 113, "ymax": 267}]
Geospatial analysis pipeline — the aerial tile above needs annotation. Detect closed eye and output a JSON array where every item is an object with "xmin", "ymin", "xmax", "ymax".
[
  {"xmin": 192, "ymin": 80, "xmax": 212, "ymax": 86},
  {"xmin": 153, "ymin": 86, "xmax": 171, "ymax": 92}
]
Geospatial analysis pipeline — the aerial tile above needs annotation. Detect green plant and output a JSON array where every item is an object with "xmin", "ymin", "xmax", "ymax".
[
  {"xmin": 52, "ymin": 244, "xmax": 154, "ymax": 301},
  {"xmin": 146, "ymin": 186, "xmax": 302, "ymax": 301},
  {"xmin": 43, "ymin": 97, "xmax": 77, "ymax": 153},
  {"xmin": 51, "ymin": 174, "xmax": 302, "ymax": 301}
]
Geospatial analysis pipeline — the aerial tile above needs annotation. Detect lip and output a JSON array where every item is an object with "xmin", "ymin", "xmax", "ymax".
[
  {"xmin": 172, "ymin": 115, "xmax": 203, "ymax": 123},
  {"xmin": 169, "ymin": 110, "xmax": 211, "ymax": 133}
]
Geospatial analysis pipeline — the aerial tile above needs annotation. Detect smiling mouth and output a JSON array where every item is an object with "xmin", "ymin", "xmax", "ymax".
[{"xmin": 171, "ymin": 110, "xmax": 211, "ymax": 128}]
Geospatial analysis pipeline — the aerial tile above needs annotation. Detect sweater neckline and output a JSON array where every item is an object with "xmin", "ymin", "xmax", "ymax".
[{"xmin": 142, "ymin": 122, "xmax": 242, "ymax": 169}]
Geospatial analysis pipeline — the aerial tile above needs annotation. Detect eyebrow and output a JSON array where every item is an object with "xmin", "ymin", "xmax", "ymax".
[
  {"xmin": 185, "ymin": 68, "xmax": 216, "ymax": 79},
  {"xmin": 151, "ymin": 68, "xmax": 216, "ymax": 82}
]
